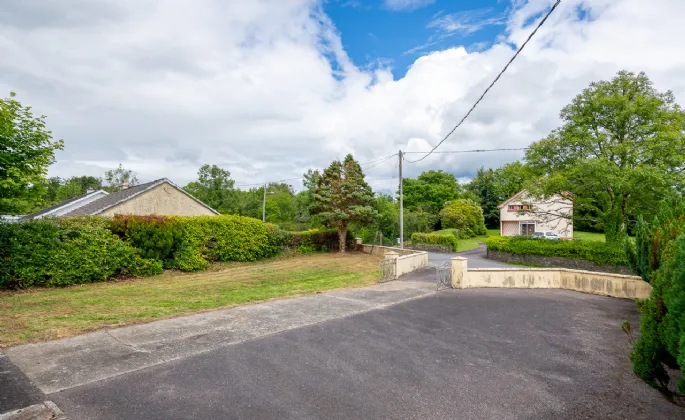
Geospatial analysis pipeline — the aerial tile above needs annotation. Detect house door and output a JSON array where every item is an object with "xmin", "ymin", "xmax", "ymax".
[{"xmin": 520, "ymin": 223, "xmax": 535, "ymax": 236}]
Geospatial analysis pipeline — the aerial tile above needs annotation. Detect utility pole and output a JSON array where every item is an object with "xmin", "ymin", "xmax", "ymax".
[
  {"xmin": 262, "ymin": 183, "xmax": 267, "ymax": 223},
  {"xmin": 399, "ymin": 150, "xmax": 404, "ymax": 249}
]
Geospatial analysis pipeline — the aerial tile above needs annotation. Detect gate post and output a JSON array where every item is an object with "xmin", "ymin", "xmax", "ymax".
[
  {"xmin": 385, "ymin": 251, "xmax": 399, "ymax": 280},
  {"xmin": 451, "ymin": 256, "xmax": 467, "ymax": 288}
]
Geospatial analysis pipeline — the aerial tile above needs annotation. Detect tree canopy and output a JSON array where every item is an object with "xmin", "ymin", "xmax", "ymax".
[
  {"xmin": 183, "ymin": 164, "xmax": 236, "ymax": 214},
  {"xmin": 313, "ymin": 154, "xmax": 376, "ymax": 252},
  {"xmin": 104, "ymin": 164, "xmax": 139, "ymax": 191},
  {"xmin": 0, "ymin": 92, "xmax": 63, "ymax": 214},
  {"xmin": 402, "ymin": 170, "xmax": 463, "ymax": 214},
  {"xmin": 439, "ymin": 199, "xmax": 487, "ymax": 237},
  {"xmin": 525, "ymin": 71, "xmax": 685, "ymax": 243}
]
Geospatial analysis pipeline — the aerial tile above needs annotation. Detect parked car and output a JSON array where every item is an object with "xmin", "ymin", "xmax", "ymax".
[{"xmin": 531, "ymin": 232, "xmax": 560, "ymax": 240}]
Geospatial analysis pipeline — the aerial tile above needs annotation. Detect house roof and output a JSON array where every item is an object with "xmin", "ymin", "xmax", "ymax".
[
  {"xmin": 22, "ymin": 190, "xmax": 108, "ymax": 220},
  {"xmin": 497, "ymin": 189, "xmax": 529, "ymax": 209},
  {"xmin": 64, "ymin": 178, "xmax": 219, "ymax": 216},
  {"xmin": 497, "ymin": 189, "xmax": 574, "ymax": 209}
]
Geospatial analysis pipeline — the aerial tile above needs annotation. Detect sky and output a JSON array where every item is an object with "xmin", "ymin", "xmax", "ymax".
[{"xmin": 2, "ymin": 0, "xmax": 685, "ymax": 194}]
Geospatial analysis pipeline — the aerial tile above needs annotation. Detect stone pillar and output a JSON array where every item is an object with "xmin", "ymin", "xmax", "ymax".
[
  {"xmin": 451, "ymin": 256, "xmax": 467, "ymax": 289},
  {"xmin": 385, "ymin": 251, "xmax": 399, "ymax": 280},
  {"xmin": 355, "ymin": 237, "xmax": 363, "ymax": 251}
]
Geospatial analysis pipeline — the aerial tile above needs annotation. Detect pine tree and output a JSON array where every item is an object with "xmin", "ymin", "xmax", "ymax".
[{"xmin": 313, "ymin": 154, "xmax": 377, "ymax": 252}]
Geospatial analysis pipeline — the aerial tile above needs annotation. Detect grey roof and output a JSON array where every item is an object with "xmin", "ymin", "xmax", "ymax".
[
  {"xmin": 22, "ymin": 191, "xmax": 104, "ymax": 220},
  {"xmin": 64, "ymin": 178, "xmax": 219, "ymax": 216}
]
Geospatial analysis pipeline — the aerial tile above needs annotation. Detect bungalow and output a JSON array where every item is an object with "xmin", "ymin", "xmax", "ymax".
[
  {"xmin": 23, "ymin": 178, "xmax": 218, "ymax": 220},
  {"xmin": 498, "ymin": 189, "xmax": 573, "ymax": 239}
]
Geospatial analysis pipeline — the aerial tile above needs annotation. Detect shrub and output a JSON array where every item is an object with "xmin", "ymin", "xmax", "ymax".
[
  {"xmin": 439, "ymin": 199, "xmax": 487, "ymax": 238},
  {"xmin": 411, "ymin": 232, "xmax": 458, "ymax": 251},
  {"xmin": 485, "ymin": 236, "xmax": 628, "ymax": 267},
  {"xmin": 277, "ymin": 228, "xmax": 353, "ymax": 253},
  {"xmin": 110, "ymin": 215, "xmax": 183, "ymax": 267},
  {"xmin": 0, "ymin": 219, "xmax": 156, "ymax": 288},
  {"xmin": 435, "ymin": 228, "xmax": 468, "ymax": 240}
]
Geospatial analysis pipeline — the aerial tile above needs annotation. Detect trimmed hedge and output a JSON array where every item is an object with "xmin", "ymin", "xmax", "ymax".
[
  {"xmin": 111, "ymin": 215, "xmax": 280, "ymax": 271},
  {"xmin": 435, "ymin": 228, "xmax": 468, "ymax": 240},
  {"xmin": 485, "ymin": 236, "xmax": 628, "ymax": 267},
  {"xmin": 0, "ymin": 219, "xmax": 161, "ymax": 288},
  {"xmin": 411, "ymin": 232, "xmax": 458, "ymax": 252}
]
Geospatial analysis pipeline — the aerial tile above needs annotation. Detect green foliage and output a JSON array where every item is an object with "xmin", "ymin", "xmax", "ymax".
[
  {"xmin": 434, "ymin": 228, "xmax": 468, "ymax": 240},
  {"xmin": 112, "ymin": 215, "xmax": 280, "ymax": 271},
  {"xmin": 183, "ymin": 164, "xmax": 236, "ymax": 214},
  {"xmin": 439, "ymin": 199, "xmax": 487, "ymax": 238},
  {"xmin": 525, "ymin": 71, "xmax": 685, "ymax": 243},
  {"xmin": 411, "ymin": 232, "xmax": 458, "ymax": 251},
  {"xmin": 402, "ymin": 170, "xmax": 462, "ymax": 214},
  {"xmin": 0, "ymin": 92, "xmax": 64, "ymax": 214},
  {"xmin": 0, "ymin": 219, "xmax": 159, "ymax": 288},
  {"xmin": 278, "ymin": 229, "xmax": 353, "ymax": 253},
  {"xmin": 313, "ymin": 154, "xmax": 376, "ymax": 252},
  {"xmin": 486, "ymin": 236, "xmax": 628, "ymax": 267}
]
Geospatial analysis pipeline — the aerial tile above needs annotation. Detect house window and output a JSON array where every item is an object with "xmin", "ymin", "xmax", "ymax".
[{"xmin": 508, "ymin": 205, "xmax": 515, "ymax": 211}]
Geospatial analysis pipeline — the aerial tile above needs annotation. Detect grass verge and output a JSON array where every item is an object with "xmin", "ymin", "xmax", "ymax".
[{"xmin": 0, "ymin": 252, "xmax": 380, "ymax": 347}]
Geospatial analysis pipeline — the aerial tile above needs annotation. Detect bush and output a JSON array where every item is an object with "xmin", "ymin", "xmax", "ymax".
[
  {"xmin": 485, "ymin": 236, "xmax": 628, "ymax": 266},
  {"xmin": 439, "ymin": 199, "xmax": 487, "ymax": 238},
  {"xmin": 626, "ymin": 197, "xmax": 685, "ymax": 393},
  {"xmin": 277, "ymin": 229, "xmax": 354, "ymax": 253},
  {"xmin": 0, "ymin": 219, "xmax": 158, "ymax": 288},
  {"xmin": 435, "ymin": 228, "xmax": 469, "ymax": 240},
  {"xmin": 411, "ymin": 232, "xmax": 458, "ymax": 251},
  {"xmin": 111, "ymin": 215, "xmax": 280, "ymax": 271}
]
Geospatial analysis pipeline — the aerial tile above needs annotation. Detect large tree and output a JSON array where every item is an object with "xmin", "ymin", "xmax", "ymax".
[
  {"xmin": 184, "ymin": 164, "xmax": 236, "ymax": 214},
  {"xmin": 525, "ymin": 71, "xmax": 685, "ymax": 243},
  {"xmin": 313, "ymin": 154, "xmax": 376, "ymax": 252},
  {"xmin": 402, "ymin": 170, "xmax": 463, "ymax": 214},
  {"xmin": 0, "ymin": 92, "xmax": 63, "ymax": 214}
]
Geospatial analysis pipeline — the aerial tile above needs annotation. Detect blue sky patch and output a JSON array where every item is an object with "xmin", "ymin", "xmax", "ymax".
[{"xmin": 324, "ymin": 0, "xmax": 510, "ymax": 78}]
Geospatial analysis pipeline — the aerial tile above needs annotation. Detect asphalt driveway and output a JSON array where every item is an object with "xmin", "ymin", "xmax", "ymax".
[{"xmin": 47, "ymin": 289, "xmax": 681, "ymax": 419}]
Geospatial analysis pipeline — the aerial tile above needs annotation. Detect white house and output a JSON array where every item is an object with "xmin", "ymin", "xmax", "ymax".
[{"xmin": 498, "ymin": 190, "xmax": 573, "ymax": 239}]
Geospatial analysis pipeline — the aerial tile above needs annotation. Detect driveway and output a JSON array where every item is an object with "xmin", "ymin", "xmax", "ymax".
[
  {"xmin": 427, "ymin": 245, "xmax": 516, "ymax": 269},
  {"xmin": 8, "ymin": 285, "xmax": 680, "ymax": 419}
]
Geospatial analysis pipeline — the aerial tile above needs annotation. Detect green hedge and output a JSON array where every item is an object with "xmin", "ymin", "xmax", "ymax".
[
  {"xmin": 276, "ymin": 228, "xmax": 354, "ymax": 254},
  {"xmin": 411, "ymin": 232, "xmax": 458, "ymax": 251},
  {"xmin": 434, "ymin": 228, "xmax": 469, "ymax": 240},
  {"xmin": 0, "ymin": 219, "xmax": 161, "ymax": 288},
  {"xmin": 111, "ymin": 215, "xmax": 280, "ymax": 272},
  {"xmin": 485, "ymin": 236, "xmax": 628, "ymax": 267}
]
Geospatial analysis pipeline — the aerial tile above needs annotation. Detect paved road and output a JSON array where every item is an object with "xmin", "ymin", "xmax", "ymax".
[
  {"xmin": 42, "ymin": 289, "xmax": 682, "ymax": 419},
  {"xmin": 427, "ymin": 245, "xmax": 517, "ymax": 269}
]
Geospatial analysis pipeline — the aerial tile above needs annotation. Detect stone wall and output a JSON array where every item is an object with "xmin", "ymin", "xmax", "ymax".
[
  {"xmin": 360, "ymin": 244, "xmax": 428, "ymax": 279},
  {"xmin": 486, "ymin": 249, "xmax": 632, "ymax": 275},
  {"xmin": 404, "ymin": 244, "xmax": 452, "ymax": 253}
]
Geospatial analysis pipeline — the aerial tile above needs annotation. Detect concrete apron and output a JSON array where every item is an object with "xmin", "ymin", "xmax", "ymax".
[{"xmin": 5, "ymin": 280, "xmax": 435, "ymax": 395}]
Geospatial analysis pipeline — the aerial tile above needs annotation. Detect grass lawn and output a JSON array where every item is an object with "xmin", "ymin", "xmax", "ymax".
[
  {"xmin": 455, "ymin": 229, "xmax": 500, "ymax": 252},
  {"xmin": 573, "ymin": 231, "xmax": 606, "ymax": 242},
  {"xmin": 0, "ymin": 252, "xmax": 380, "ymax": 347}
]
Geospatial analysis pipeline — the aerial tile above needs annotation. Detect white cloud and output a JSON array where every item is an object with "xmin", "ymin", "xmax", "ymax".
[
  {"xmin": 383, "ymin": 0, "xmax": 435, "ymax": 12},
  {"xmin": 1, "ymin": 0, "xmax": 685, "ymax": 196}
]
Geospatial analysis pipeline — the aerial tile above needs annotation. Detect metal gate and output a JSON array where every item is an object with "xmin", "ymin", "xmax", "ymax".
[
  {"xmin": 378, "ymin": 259, "xmax": 396, "ymax": 283},
  {"xmin": 436, "ymin": 261, "xmax": 452, "ymax": 290}
]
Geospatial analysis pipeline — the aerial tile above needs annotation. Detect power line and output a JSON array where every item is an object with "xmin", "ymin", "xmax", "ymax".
[
  {"xmin": 403, "ymin": 147, "xmax": 528, "ymax": 154},
  {"xmin": 406, "ymin": 0, "xmax": 561, "ymax": 164}
]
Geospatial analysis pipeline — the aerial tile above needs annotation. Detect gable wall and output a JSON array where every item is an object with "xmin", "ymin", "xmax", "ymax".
[{"xmin": 99, "ymin": 183, "xmax": 216, "ymax": 217}]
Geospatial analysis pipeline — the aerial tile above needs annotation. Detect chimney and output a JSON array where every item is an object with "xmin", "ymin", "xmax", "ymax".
[{"xmin": 122, "ymin": 179, "xmax": 129, "ymax": 190}]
